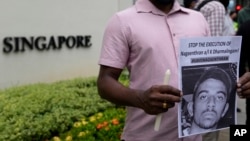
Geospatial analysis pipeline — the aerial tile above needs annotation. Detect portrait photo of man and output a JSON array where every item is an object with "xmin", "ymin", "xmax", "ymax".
[{"xmin": 180, "ymin": 63, "xmax": 237, "ymax": 137}]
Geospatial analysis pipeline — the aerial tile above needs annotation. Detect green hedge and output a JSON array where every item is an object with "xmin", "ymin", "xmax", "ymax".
[{"xmin": 0, "ymin": 70, "xmax": 129, "ymax": 141}]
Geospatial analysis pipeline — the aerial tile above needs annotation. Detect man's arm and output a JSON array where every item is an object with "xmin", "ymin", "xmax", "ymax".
[
  {"xmin": 97, "ymin": 65, "xmax": 142, "ymax": 108},
  {"xmin": 97, "ymin": 65, "xmax": 182, "ymax": 115}
]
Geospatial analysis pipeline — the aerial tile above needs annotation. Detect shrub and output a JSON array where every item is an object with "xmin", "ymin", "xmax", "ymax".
[
  {"xmin": 0, "ymin": 69, "xmax": 129, "ymax": 141},
  {"xmin": 51, "ymin": 107, "xmax": 125, "ymax": 141}
]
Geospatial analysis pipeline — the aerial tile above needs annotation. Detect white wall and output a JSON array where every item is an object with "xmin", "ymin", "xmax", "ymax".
[{"xmin": 0, "ymin": 0, "xmax": 133, "ymax": 89}]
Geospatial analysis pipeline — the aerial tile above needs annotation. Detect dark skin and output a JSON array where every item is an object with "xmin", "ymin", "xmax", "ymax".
[
  {"xmin": 237, "ymin": 72, "xmax": 250, "ymax": 98},
  {"xmin": 97, "ymin": 65, "xmax": 182, "ymax": 115},
  {"xmin": 149, "ymin": 0, "xmax": 174, "ymax": 14}
]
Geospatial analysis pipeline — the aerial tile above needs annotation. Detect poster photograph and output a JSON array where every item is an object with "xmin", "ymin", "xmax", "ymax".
[{"xmin": 178, "ymin": 36, "xmax": 242, "ymax": 137}]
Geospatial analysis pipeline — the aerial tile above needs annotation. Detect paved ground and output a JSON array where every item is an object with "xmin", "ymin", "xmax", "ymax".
[{"xmin": 217, "ymin": 98, "xmax": 246, "ymax": 141}]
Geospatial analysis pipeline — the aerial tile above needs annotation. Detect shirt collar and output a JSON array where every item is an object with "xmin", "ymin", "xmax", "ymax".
[{"xmin": 135, "ymin": 0, "xmax": 189, "ymax": 15}]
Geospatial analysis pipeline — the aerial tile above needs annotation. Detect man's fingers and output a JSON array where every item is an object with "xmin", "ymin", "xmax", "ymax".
[
  {"xmin": 238, "ymin": 72, "xmax": 250, "ymax": 86},
  {"xmin": 158, "ymin": 85, "xmax": 182, "ymax": 97}
]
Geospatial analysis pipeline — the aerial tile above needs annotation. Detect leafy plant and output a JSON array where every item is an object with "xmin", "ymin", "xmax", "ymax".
[
  {"xmin": 51, "ymin": 108, "xmax": 126, "ymax": 141},
  {"xmin": 0, "ymin": 69, "xmax": 129, "ymax": 141}
]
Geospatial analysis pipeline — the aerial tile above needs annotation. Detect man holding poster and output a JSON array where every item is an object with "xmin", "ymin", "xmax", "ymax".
[{"xmin": 97, "ymin": 0, "xmax": 250, "ymax": 140}]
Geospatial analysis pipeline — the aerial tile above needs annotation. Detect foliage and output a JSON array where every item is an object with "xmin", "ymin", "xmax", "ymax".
[
  {"xmin": 0, "ymin": 70, "xmax": 129, "ymax": 141},
  {"xmin": 51, "ymin": 108, "xmax": 125, "ymax": 141}
]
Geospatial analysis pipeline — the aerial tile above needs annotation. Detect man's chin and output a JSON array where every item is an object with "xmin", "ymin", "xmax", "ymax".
[{"xmin": 199, "ymin": 120, "xmax": 217, "ymax": 129}]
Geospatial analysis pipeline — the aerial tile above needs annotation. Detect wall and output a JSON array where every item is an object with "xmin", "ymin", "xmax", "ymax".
[{"xmin": 0, "ymin": 0, "xmax": 133, "ymax": 89}]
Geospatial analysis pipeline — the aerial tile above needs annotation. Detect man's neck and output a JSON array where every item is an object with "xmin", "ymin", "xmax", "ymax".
[{"xmin": 149, "ymin": 0, "xmax": 174, "ymax": 14}]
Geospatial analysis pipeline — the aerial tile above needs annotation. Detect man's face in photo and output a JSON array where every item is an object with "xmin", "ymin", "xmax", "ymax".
[{"xmin": 193, "ymin": 78, "xmax": 229, "ymax": 129}]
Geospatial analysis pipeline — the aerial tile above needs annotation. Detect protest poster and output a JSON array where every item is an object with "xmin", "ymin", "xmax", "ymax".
[{"xmin": 178, "ymin": 36, "xmax": 242, "ymax": 137}]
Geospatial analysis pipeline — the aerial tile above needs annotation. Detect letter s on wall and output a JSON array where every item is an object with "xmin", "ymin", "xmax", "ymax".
[{"xmin": 3, "ymin": 37, "xmax": 13, "ymax": 53}]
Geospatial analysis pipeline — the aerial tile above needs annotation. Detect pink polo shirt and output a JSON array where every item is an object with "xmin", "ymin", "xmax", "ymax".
[{"xmin": 99, "ymin": 0, "xmax": 210, "ymax": 141}]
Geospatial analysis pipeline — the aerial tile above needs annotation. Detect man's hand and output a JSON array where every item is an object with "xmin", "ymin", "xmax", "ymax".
[
  {"xmin": 136, "ymin": 84, "xmax": 182, "ymax": 115},
  {"xmin": 237, "ymin": 72, "xmax": 250, "ymax": 98}
]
